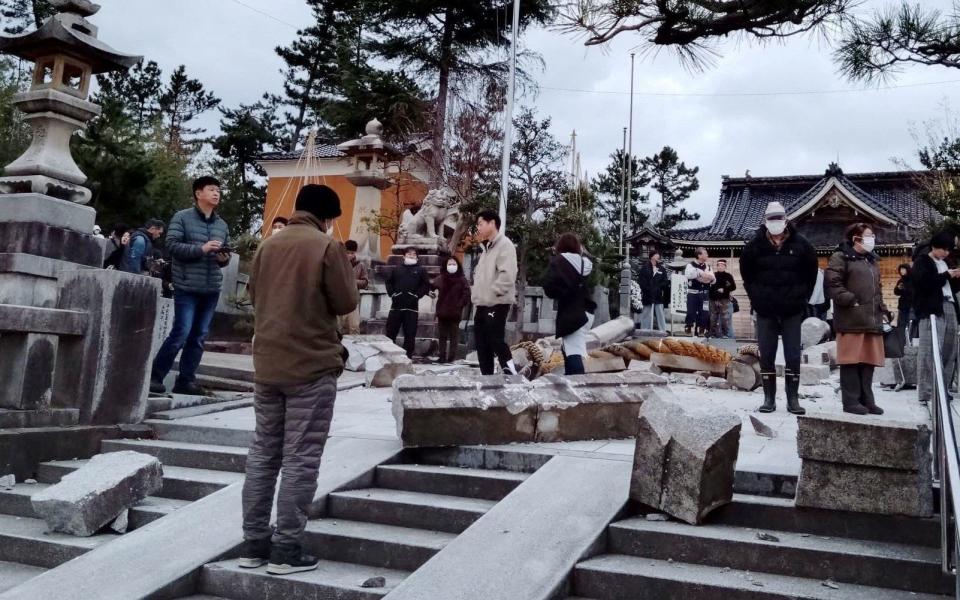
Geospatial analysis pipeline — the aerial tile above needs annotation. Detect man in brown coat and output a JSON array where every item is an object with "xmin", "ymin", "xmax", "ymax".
[
  {"xmin": 239, "ymin": 184, "xmax": 359, "ymax": 575},
  {"xmin": 338, "ymin": 239, "xmax": 368, "ymax": 335}
]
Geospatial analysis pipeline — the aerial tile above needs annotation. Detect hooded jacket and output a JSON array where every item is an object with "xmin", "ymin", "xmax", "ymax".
[
  {"xmin": 472, "ymin": 232, "xmax": 518, "ymax": 307},
  {"xmin": 543, "ymin": 253, "xmax": 598, "ymax": 338},
  {"xmin": 248, "ymin": 211, "xmax": 359, "ymax": 385},
  {"xmin": 740, "ymin": 223, "xmax": 818, "ymax": 318},
  {"xmin": 824, "ymin": 241, "xmax": 888, "ymax": 333}
]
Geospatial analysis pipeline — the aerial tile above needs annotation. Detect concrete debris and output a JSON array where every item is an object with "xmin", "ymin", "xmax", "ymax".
[
  {"xmin": 361, "ymin": 576, "xmax": 386, "ymax": 588},
  {"xmin": 756, "ymin": 531, "xmax": 780, "ymax": 542},
  {"xmin": 749, "ymin": 416, "xmax": 776, "ymax": 439},
  {"xmin": 630, "ymin": 395, "xmax": 741, "ymax": 524},
  {"xmin": 0, "ymin": 474, "xmax": 14, "ymax": 489},
  {"xmin": 24, "ymin": 478, "xmax": 37, "ymax": 484},
  {"xmin": 645, "ymin": 513, "xmax": 670, "ymax": 522},
  {"xmin": 822, "ymin": 580, "xmax": 841, "ymax": 590},
  {"xmin": 800, "ymin": 318, "xmax": 830, "ymax": 349},
  {"xmin": 341, "ymin": 335, "xmax": 415, "ymax": 387},
  {"xmin": 109, "ymin": 508, "xmax": 129, "ymax": 534},
  {"xmin": 31, "ymin": 451, "xmax": 163, "ymax": 537}
]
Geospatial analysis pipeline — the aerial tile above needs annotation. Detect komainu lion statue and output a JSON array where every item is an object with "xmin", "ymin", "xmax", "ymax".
[{"xmin": 398, "ymin": 188, "xmax": 459, "ymax": 243}]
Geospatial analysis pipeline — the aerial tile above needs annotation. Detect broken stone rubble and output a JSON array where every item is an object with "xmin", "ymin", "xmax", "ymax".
[
  {"xmin": 341, "ymin": 335, "xmax": 415, "ymax": 386},
  {"xmin": 31, "ymin": 451, "xmax": 163, "ymax": 537},
  {"xmin": 630, "ymin": 395, "xmax": 741, "ymax": 525},
  {"xmin": 391, "ymin": 371, "xmax": 670, "ymax": 447}
]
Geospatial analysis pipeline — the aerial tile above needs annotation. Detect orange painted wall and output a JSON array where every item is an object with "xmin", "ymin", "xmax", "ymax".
[{"xmin": 262, "ymin": 172, "xmax": 429, "ymax": 260}]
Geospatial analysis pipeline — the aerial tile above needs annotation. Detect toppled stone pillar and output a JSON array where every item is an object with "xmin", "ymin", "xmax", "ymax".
[
  {"xmin": 585, "ymin": 316, "xmax": 635, "ymax": 350},
  {"xmin": 392, "ymin": 371, "xmax": 670, "ymax": 447},
  {"xmin": 341, "ymin": 334, "xmax": 415, "ymax": 386},
  {"xmin": 795, "ymin": 413, "xmax": 933, "ymax": 517},
  {"xmin": 31, "ymin": 451, "xmax": 163, "ymax": 536},
  {"xmin": 630, "ymin": 396, "xmax": 741, "ymax": 524}
]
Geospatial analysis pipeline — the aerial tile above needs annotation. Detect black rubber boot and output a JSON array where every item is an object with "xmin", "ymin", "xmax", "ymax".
[
  {"xmin": 785, "ymin": 369, "xmax": 805, "ymax": 415},
  {"xmin": 859, "ymin": 365, "xmax": 883, "ymax": 415},
  {"xmin": 758, "ymin": 372, "xmax": 776, "ymax": 413},
  {"xmin": 840, "ymin": 365, "xmax": 868, "ymax": 415},
  {"xmin": 564, "ymin": 354, "xmax": 586, "ymax": 376}
]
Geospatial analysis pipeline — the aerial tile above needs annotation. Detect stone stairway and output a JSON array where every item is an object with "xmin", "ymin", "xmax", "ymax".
[
  {"xmin": 192, "ymin": 460, "xmax": 530, "ymax": 599},
  {"xmin": 567, "ymin": 493, "xmax": 953, "ymax": 599}
]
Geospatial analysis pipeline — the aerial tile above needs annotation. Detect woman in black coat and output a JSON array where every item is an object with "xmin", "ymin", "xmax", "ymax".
[
  {"xmin": 543, "ymin": 233, "xmax": 597, "ymax": 375},
  {"xmin": 432, "ymin": 256, "xmax": 471, "ymax": 363}
]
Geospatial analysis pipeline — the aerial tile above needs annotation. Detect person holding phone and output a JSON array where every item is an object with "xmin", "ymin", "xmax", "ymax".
[
  {"xmin": 150, "ymin": 176, "xmax": 231, "ymax": 396},
  {"xmin": 913, "ymin": 231, "xmax": 960, "ymax": 405}
]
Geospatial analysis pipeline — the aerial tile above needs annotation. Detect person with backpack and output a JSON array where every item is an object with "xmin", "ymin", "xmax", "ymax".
[
  {"xmin": 120, "ymin": 219, "xmax": 165, "ymax": 275},
  {"xmin": 543, "ymin": 233, "xmax": 598, "ymax": 375},
  {"xmin": 433, "ymin": 255, "xmax": 471, "ymax": 363}
]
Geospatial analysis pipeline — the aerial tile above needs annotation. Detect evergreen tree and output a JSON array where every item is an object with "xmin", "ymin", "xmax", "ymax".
[
  {"xmin": 364, "ymin": 0, "xmax": 554, "ymax": 174},
  {"xmin": 95, "ymin": 60, "xmax": 164, "ymax": 134},
  {"xmin": 640, "ymin": 146, "xmax": 700, "ymax": 231},
  {"xmin": 158, "ymin": 65, "xmax": 220, "ymax": 157},
  {"xmin": 591, "ymin": 149, "xmax": 650, "ymax": 241}
]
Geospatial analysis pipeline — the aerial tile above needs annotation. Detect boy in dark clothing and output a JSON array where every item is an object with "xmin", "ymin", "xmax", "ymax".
[
  {"xmin": 709, "ymin": 259, "xmax": 737, "ymax": 338},
  {"xmin": 386, "ymin": 247, "xmax": 431, "ymax": 357}
]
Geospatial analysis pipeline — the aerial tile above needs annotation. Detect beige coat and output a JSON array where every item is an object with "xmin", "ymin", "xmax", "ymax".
[{"xmin": 471, "ymin": 232, "xmax": 518, "ymax": 307}]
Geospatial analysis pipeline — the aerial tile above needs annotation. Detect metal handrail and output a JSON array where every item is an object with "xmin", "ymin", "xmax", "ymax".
[{"xmin": 929, "ymin": 315, "xmax": 960, "ymax": 595}]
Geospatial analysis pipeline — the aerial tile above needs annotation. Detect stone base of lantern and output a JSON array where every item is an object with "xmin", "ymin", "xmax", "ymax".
[
  {"xmin": 0, "ymin": 192, "xmax": 96, "ymax": 233},
  {"xmin": 0, "ymin": 220, "xmax": 103, "ymax": 267}
]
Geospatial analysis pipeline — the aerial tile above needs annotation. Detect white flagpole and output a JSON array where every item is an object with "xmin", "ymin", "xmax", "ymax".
[
  {"xmin": 498, "ymin": 0, "xmax": 521, "ymax": 228},
  {"xmin": 626, "ymin": 52, "xmax": 636, "ymax": 262}
]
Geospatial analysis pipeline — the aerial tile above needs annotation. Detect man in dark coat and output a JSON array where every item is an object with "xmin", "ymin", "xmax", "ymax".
[
  {"xmin": 638, "ymin": 250, "xmax": 669, "ymax": 331},
  {"xmin": 385, "ymin": 247, "xmax": 431, "ymax": 357},
  {"xmin": 740, "ymin": 202, "xmax": 818, "ymax": 415},
  {"xmin": 709, "ymin": 259, "xmax": 737, "ymax": 338},
  {"xmin": 240, "ymin": 184, "xmax": 358, "ymax": 575},
  {"xmin": 913, "ymin": 231, "xmax": 960, "ymax": 405}
]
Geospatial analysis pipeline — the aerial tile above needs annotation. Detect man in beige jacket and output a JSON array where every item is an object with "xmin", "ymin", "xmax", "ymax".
[{"xmin": 472, "ymin": 209, "xmax": 518, "ymax": 375}]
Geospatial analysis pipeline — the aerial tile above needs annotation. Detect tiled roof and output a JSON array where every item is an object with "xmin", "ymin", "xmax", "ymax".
[
  {"xmin": 671, "ymin": 165, "xmax": 941, "ymax": 246},
  {"xmin": 259, "ymin": 144, "xmax": 346, "ymax": 162}
]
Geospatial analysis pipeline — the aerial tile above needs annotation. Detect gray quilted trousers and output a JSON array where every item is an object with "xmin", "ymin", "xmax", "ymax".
[{"xmin": 242, "ymin": 374, "xmax": 338, "ymax": 547}]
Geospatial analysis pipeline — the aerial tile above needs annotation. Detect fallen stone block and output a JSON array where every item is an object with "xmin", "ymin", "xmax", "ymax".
[
  {"xmin": 584, "ymin": 355, "xmax": 627, "ymax": 374},
  {"xmin": 585, "ymin": 316, "xmax": 635, "ymax": 349},
  {"xmin": 801, "ymin": 318, "xmax": 830, "ymax": 349},
  {"xmin": 796, "ymin": 413, "xmax": 931, "ymax": 471},
  {"xmin": 342, "ymin": 335, "xmax": 405, "ymax": 372},
  {"xmin": 795, "ymin": 459, "xmax": 933, "ymax": 517},
  {"xmin": 392, "ymin": 371, "xmax": 669, "ymax": 447},
  {"xmin": 800, "ymin": 364, "xmax": 831, "ymax": 385},
  {"xmin": 0, "ymin": 474, "xmax": 14, "ymax": 489},
  {"xmin": 31, "ymin": 451, "xmax": 163, "ymax": 537},
  {"xmin": 802, "ymin": 341, "xmax": 837, "ymax": 367},
  {"xmin": 630, "ymin": 395, "xmax": 741, "ymax": 524}
]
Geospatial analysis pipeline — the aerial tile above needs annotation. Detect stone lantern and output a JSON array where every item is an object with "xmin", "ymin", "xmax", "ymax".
[
  {"xmin": 0, "ymin": 0, "xmax": 140, "ymax": 206},
  {"xmin": 337, "ymin": 118, "xmax": 402, "ymax": 190}
]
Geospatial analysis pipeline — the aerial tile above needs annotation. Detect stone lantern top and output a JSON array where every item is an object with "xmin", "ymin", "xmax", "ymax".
[
  {"xmin": 338, "ymin": 117, "xmax": 401, "ymax": 158},
  {"xmin": 0, "ymin": 1, "xmax": 140, "ymax": 74}
]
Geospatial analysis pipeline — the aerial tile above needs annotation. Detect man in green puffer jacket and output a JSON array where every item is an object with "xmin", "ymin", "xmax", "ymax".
[{"xmin": 150, "ymin": 176, "xmax": 232, "ymax": 396}]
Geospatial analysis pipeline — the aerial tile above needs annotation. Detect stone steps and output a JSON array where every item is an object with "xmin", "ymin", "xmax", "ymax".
[
  {"xmin": 145, "ymin": 420, "xmax": 255, "ymax": 449},
  {"xmin": 0, "ymin": 560, "xmax": 46, "ymax": 594},
  {"xmin": 573, "ymin": 554, "xmax": 951, "ymax": 600},
  {"xmin": 148, "ymin": 398, "xmax": 253, "ymax": 421},
  {"xmin": 200, "ymin": 558, "xmax": 407, "ymax": 600},
  {"xmin": 302, "ymin": 518, "xmax": 454, "ymax": 572},
  {"xmin": 146, "ymin": 393, "xmax": 242, "ymax": 414},
  {"xmin": 101, "ymin": 438, "xmax": 249, "ymax": 473},
  {"xmin": 37, "ymin": 459, "xmax": 243, "ymax": 501},
  {"xmin": 0, "ymin": 482, "xmax": 188, "ymax": 528},
  {"xmin": 327, "ymin": 488, "xmax": 495, "ymax": 534},
  {"xmin": 607, "ymin": 516, "xmax": 952, "ymax": 595},
  {"xmin": 712, "ymin": 493, "xmax": 941, "ymax": 548},
  {"xmin": 0, "ymin": 513, "xmax": 115, "ymax": 568},
  {"xmin": 375, "ymin": 463, "xmax": 529, "ymax": 501}
]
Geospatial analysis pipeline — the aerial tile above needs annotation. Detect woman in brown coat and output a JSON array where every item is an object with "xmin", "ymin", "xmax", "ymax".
[{"xmin": 824, "ymin": 223, "xmax": 892, "ymax": 415}]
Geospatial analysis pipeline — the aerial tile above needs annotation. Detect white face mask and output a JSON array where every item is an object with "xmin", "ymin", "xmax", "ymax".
[
  {"xmin": 861, "ymin": 236, "xmax": 876, "ymax": 252},
  {"xmin": 404, "ymin": 257, "xmax": 417, "ymax": 266},
  {"xmin": 446, "ymin": 264, "xmax": 458, "ymax": 274},
  {"xmin": 766, "ymin": 220, "xmax": 786, "ymax": 236}
]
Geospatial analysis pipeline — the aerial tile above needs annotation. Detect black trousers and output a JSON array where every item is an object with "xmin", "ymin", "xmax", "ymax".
[
  {"xmin": 437, "ymin": 318, "xmax": 461, "ymax": 362},
  {"xmin": 756, "ymin": 313, "xmax": 804, "ymax": 374},
  {"xmin": 386, "ymin": 309, "xmax": 418, "ymax": 357},
  {"xmin": 475, "ymin": 304, "xmax": 512, "ymax": 375},
  {"xmin": 840, "ymin": 364, "xmax": 876, "ymax": 408}
]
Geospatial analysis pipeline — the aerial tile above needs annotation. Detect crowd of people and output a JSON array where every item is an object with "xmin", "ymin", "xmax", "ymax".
[{"xmin": 105, "ymin": 179, "xmax": 960, "ymax": 575}]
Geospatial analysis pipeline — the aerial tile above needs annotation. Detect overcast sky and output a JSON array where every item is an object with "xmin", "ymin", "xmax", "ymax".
[{"xmin": 91, "ymin": 0, "xmax": 960, "ymax": 226}]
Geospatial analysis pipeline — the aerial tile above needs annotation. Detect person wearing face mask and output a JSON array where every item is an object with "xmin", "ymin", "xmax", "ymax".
[
  {"xmin": 824, "ymin": 223, "xmax": 892, "ymax": 415},
  {"xmin": 912, "ymin": 231, "xmax": 960, "ymax": 405},
  {"xmin": 433, "ymin": 256, "xmax": 471, "ymax": 363},
  {"xmin": 638, "ymin": 250, "xmax": 669, "ymax": 331},
  {"xmin": 385, "ymin": 247, "xmax": 431, "ymax": 358},
  {"xmin": 740, "ymin": 202, "xmax": 819, "ymax": 415},
  {"xmin": 337, "ymin": 240, "xmax": 368, "ymax": 335}
]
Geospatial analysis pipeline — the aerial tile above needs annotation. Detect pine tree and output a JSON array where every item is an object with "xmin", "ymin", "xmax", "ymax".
[
  {"xmin": 591, "ymin": 149, "xmax": 650, "ymax": 241},
  {"xmin": 158, "ymin": 65, "xmax": 220, "ymax": 157},
  {"xmin": 640, "ymin": 146, "xmax": 700, "ymax": 231},
  {"xmin": 365, "ymin": 0, "xmax": 555, "ymax": 175},
  {"xmin": 95, "ymin": 60, "xmax": 163, "ymax": 134}
]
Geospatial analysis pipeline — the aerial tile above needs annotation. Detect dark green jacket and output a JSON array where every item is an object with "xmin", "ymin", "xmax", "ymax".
[
  {"xmin": 825, "ymin": 242, "xmax": 889, "ymax": 333},
  {"xmin": 167, "ymin": 206, "xmax": 230, "ymax": 294}
]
